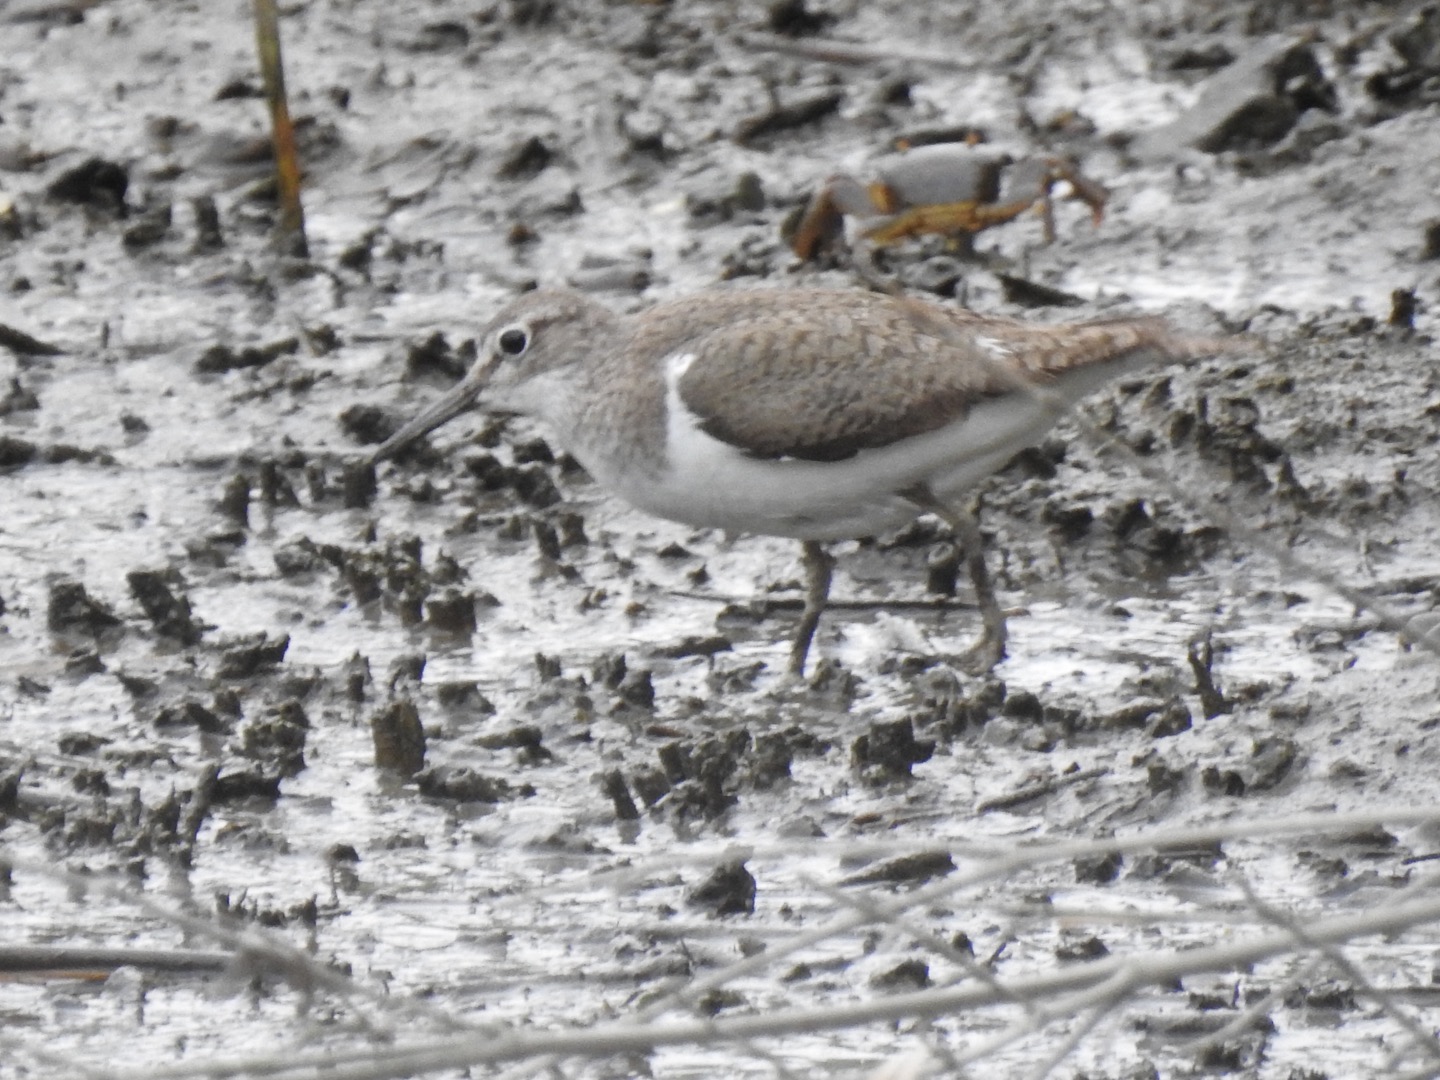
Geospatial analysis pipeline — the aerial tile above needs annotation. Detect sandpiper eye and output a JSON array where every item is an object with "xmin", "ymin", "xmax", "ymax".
[{"xmin": 497, "ymin": 326, "xmax": 530, "ymax": 357}]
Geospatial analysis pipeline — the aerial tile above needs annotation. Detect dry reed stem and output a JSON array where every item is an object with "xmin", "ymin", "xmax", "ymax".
[
  {"xmin": 7, "ymin": 806, "xmax": 1426, "ymax": 1080},
  {"xmin": 253, "ymin": 0, "xmax": 307, "ymax": 256}
]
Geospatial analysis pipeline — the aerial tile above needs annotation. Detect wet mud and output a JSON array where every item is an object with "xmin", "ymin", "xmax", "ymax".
[{"xmin": 2, "ymin": 1, "xmax": 1440, "ymax": 1076}]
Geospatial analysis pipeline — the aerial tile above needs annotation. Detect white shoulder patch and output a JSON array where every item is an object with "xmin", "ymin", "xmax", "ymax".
[
  {"xmin": 662, "ymin": 351, "xmax": 701, "ymax": 433},
  {"xmin": 664, "ymin": 350, "xmax": 696, "ymax": 384},
  {"xmin": 661, "ymin": 350, "xmax": 752, "ymax": 472}
]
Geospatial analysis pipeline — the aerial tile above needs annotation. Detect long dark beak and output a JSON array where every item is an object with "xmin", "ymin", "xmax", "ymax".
[{"xmin": 369, "ymin": 359, "xmax": 496, "ymax": 465}]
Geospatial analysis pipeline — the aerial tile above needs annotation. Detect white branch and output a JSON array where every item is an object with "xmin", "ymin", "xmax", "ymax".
[{"xmin": 100, "ymin": 877, "xmax": 1440, "ymax": 1080}]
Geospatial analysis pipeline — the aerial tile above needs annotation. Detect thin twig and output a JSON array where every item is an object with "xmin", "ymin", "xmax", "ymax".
[
  {"xmin": 0, "ymin": 945, "xmax": 231, "ymax": 974},
  {"xmin": 950, "ymin": 966, "xmax": 1133, "ymax": 1068},
  {"xmin": 669, "ymin": 590, "xmax": 977, "ymax": 613},
  {"xmin": 735, "ymin": 31, "xmax": 986, "ymax": 72},
  {"xmin": 0, "ymin": 853, "xmax": 488, "ymax": 1038},
  {"xmin": 1024, "ymin": 998, "xmax": 1121, "ymax": 1080},
  {"xmin": 113, "ymin": 884, "xmax": 1440, "ymax": 1080},
  {"xmin": 1236, "ymin": 876, "xmax": 1440, "ymax": 1065},
  {"xmin": 89, "ymin": 812, "xmax": 1440, "ymax": 1080},
  {"xmin": 806, "ymin": 876, "xmax": 1038, "ymax": 1018},
  {"xmin": 1178, "ymin": 953, "xmax": 1324, "ymax": 1057},
  {"xmin": 620, "ymin": 808, "xmax": 1440, "ymax": 1027},
  {"xmin": 975, "ymin": 767, "xmax": 1109, "ymax": 814}
]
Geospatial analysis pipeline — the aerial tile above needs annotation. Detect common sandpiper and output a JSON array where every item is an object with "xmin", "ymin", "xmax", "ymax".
[{"xmin": 371, "ymin": 286, "xmax": 1226, "ymax": 675}]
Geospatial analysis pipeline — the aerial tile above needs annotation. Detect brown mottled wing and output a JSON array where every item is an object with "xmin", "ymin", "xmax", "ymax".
[{"xmin": 673, "ymin": 291, "xmax": 1197, "ymax": 462}]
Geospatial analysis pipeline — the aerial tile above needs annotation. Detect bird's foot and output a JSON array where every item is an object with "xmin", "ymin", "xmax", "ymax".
[{"xmin": 955, "ymin": 626, "xmax": 1006, "ymax": 676}]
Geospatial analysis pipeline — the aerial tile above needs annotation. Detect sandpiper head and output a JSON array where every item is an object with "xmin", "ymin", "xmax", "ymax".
[{"xmin": 370, "ymin": 288, "xmax": 612, "ymax": 463}]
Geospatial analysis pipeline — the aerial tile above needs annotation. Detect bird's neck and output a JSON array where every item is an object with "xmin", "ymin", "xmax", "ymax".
[{"xmin": 539, "ymin": 333, "xmax": 673, "ymax": 486}]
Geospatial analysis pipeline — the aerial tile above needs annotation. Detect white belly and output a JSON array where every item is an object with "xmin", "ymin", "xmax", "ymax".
[{"xmin": 590, "ymin": 391, "xmax": 1066, "ymax": 541}]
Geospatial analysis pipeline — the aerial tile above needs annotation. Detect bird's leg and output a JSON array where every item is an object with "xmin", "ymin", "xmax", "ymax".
[
  {"xmin": 789, "ymin": 540, "xmax": 836, "ymax": 676},
  {"xmin": 905, "ymin": 485, "xmax": 1007, "ymax": 674}
]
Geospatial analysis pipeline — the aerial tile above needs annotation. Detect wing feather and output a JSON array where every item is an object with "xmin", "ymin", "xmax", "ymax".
[{"xmin": 671, "ymin": 291, "xmax": 1198, "ymax": 462}]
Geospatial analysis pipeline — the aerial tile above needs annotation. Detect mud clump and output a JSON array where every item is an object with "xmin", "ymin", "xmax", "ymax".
[
  {"xmin": 404, "ymin": 331, "xmax": 473, "ymax": 381},
  {"xmin": 601, "ymin": 769, "xmax": 640, "ymax": 821},
  {"xmin": 0, "ymin": 435, "xmax": 38, "ymax": 467},
  {"xmin": 47, "ymin": 579, "xmax": 122, "ymax": 638},
  {"xmin": 852, "ymin": 718, "xmax": 935, "ymax": 782},
  {"xmin": 5, "ymin": 0, "xmax": 1440, "ymax": 1072},
  {"xmin": 218, "ymin": 474, "xmax": 251, "ymax": 527},
  {"xmin": 415, "ymin": 766, "xmax": 522, "ymax": 803},
  {"xmin": 242, "ymin": 700, "xmax": 310, "ymax": 779},
  {"xmin": 338, "ymin": 404, "xmax": 395, "ymax": 446},
  {"xmin": 127, "ymin": 569, "xmax": 205, "ymax": 645},
  {"xmin": 216, "ymin": 632, "xmax": 290, "ymax": 678},
  {"xmin": 423, "ymin": 589, "xmax": 479, "ymax": 636},
  {"xmin": 371, "ymin": 698, "xmax": 427, "ymax": 776},
  {"xmin": 687, "ymin": 859, "xmax": 756, "ymax": 917},
  {"xmin": 153, "ymin": 699, "xmax": 229, "ymax": 734},
  {"xmin": 194, "ymin": 336, "xmax": 299, "ymax": 374},
  {"xmin": 46, "ymin": 157, "xmax": 129, "ymax": 213},
  {"xmin": 341, "ymin": 461, "xmax": 378, "ymax": 508}
]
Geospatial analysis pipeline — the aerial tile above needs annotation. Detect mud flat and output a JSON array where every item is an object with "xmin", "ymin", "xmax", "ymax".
[{"xmin": 2, "ymin": 1, "xmax": 1440, "ymax": 1076}]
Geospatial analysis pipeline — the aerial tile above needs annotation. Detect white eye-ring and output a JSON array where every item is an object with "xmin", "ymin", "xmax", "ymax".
[{"xmin": 496, "ymin": 324, "xmax": 530, "ymax": 357}]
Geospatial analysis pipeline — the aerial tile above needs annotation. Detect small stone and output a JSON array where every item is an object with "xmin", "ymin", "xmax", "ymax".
[
  {"xmin": 840, "ymin": 851, "xmax": 955, "ymax": 887},
  {"xmin": 687, "ymin": 859, "xmax": 755, "ymax": 916},
  {"xmin": 1074, "ymin": 851, "xmax": 1123, "ymax": 884},
  {"xmin": 870, "ymin": 959, "xmax": 930, "ymax": 991},
  {"xmin": 496, "ymin": 136, "xmax": 552, "ymax": 180}
]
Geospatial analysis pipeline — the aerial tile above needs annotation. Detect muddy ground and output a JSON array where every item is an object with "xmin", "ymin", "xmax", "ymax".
[{"xmin": 3, "ymin": 0, "xmax": 1440, "ymax": 1076}]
